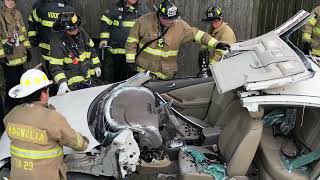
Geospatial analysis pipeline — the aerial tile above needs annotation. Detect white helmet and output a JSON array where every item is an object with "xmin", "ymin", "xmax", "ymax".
[{"xmin": 9, "ymin": 69, "xmax": 53, "ymax": 98}]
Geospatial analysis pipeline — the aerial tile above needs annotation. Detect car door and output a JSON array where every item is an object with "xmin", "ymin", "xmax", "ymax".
[{"xmin": 144, "ymin": 77, "xmax": 214, "ymax": 120}]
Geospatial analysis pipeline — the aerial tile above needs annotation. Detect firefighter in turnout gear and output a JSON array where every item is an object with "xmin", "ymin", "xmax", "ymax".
[
  {"xmin": 27, "ymin": 0, "xmax": 74, "ymax": 70},
  {"xmin": 27, "ymin": 0, "xmax": 48, "ymax": 46},
  {"xmin": 202, "ymin": 6, "xmax": 236, "ymax": 64},
  {"xmin": 4, "ymin": 69, "xmax": 89, "ymax": 180},
  {"xmin": 49, "ymin": 12, "xmax": 101, "ymax": 96},
  {"xmin": 100, "ymin": 0, "xmax": 149, "ymax": 82},
  {"xmin": 125, "ymin": 0, "xmax": 230, "ymax": 80},
  {"xmin": 302, "ymin": 6, "xmax": 320, "ymax": 56},
  {"xmin": 0, "ymin": 0, "xmax": 31, "ymax": 112}
]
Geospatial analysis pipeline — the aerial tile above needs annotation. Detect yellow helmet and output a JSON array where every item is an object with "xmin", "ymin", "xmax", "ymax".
[{"xmin": 9, "ymin": 69, "xmax": 53, "ymax": 98}]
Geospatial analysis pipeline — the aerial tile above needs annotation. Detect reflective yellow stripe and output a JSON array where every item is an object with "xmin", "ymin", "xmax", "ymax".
[
  {"xmin": 79, "ymin": 52, "xmax": 89, "ymax": 61},
  {"xmin": 54, "ymin": 73, "xmax": 66, "ymax": 82},
  {"xmin": 87, "ymin": 52, "xmax": 91, "ymax": 58},
  {"xmin": 311, "ymin": 49, "xmax": 320, "ymax": 56},
  {"xmin": 64, "ymin": 58, "xmax": 73, "ymax": 64},
  {"xmin": 127, "ymin": 36, "xmax": 139, "ymax": 43},
  {"xmin": 19, "ymin": 35, "xmax": 25, "ymax": 42},
  {"xmin": 302, "ymin": 32, "xmax": 312, "ymax": 42},
  {"xmin": 194, "ymin": 30, "xmax": 205, "ymax": 43},
  {"xmin": 309, "ymin": 17, "xmax": 317, "ymax": 26},
  {"xmin": 108, "ymin": 48, "xmax": 126, "ymax": 54},
  {"xmin": 88, "ymin": 39, "xmax": 94, "ymax": 47},
  {"xmin": 88, "ymin": 69, "xmax": 96, "ymax": 76},
  {"xmin": 101, "ymin": 15, "xmax": 113, "ymax": 26},
  {"xmin": 122, "ymin": 21, "xmax": 135, "ymax": 27},
  {"xmin": 21, "ymin": 27, "xmax": 26, "ymax": 32},
  {"xmin": 28, "ymin": 15, "xmax": 33, "ymax": 22},
  {"xmin": 0, "ymin": 49, "xmax": 4, "ymax": 56},
  {"xmin": 139, "ymin": 43, "xmax": 178, "ymax": 57},
  {"xmin": 41, "ymin": 20, "xmax": 54, "ymax": 27},
  {"xmin": 100, "ymin": 32, "xmax": 110, "ymax": 39},
  {"xmin": 126, "ymin": 53, "xmax": 136, "ymax": 62},
  {"xmin": 313, "ymin": 26, "xmax": 320, "ymax": 36},
  {"xmin": 49, "ymin": 57, "xmax": 64, "ymax": 65},
  {"xmin": 23, "ymin": 41, "xmax": 31, "ymax": 47},
  {"xmin": 113, "ymin": 20, "xmax": 120, "ymax": 26},
  {"xmin": 91, "ymin": 57, "xmax": 100, "ymax": 64},
  {"xmin": 137, "ymin": 66, "xmax": 169, "ymax": 80},
  {"xmin": 42, "ymin": 55, "xmax": 51, "ymax": 61},
  {"xmin": 39, "ymin": 43, "xmax": 51, "ymax": 50},
  {"xmin": 7, "ymin": 56, "xmax": 27, "ymax": 66},
  {"xmin": 32, "ymin": 9, "xmax": 40, "ymax": 22},
  {"xmin": 28, "ymin": 31, "xmax": 37, "ymax": 37},
  {"xmin": 10, "ymin": 145, "xmax": 63, "ymax": 160},
  {"xmin": 208, "ymin": 38, "xmax": 218, "ymax": 48},
  {"xmin": 68, "ymin": 76, "xmax": 85, "ymax": 85}
]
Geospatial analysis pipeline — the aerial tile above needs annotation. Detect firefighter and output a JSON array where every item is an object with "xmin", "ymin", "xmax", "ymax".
[
  {"xmin": 302, "ymin": 6, "xmax": 320, "ymax": 56},
  {"xmin": 4, "ymin": 68, "xmax": 89, "ymax": 180},
  {"xmin": 125, "ymin": 0, "xmax": 230, "ymax": 80},
  {"xmin": 27, "ymin": 0, "xmax": 74, "ymax": 71},
  {"xmin": 202, "ymin": 6, "xmax": 236, "ymax": 64},
  {"xmin": 27, "ymin": 0, "xmax": 48, "ymax": 44},
  {"xmin": 49, "ymin": 12, "xmax": 101, "ymax": 96},
  {"xmin": 0, "ymin": 0, "xmax": 31, "ymax": 112},
  {"xmin": 99, "ymin": 0, "xmax": 149, "ymax": 82}
]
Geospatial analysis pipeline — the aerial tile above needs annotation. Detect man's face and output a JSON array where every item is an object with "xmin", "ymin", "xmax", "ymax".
[
  {"xmin": 127, "ymin": 0, "xmax": 137, "ymax": 6},
  {"xmin": 159, "ymin": 16, "xmax": 174, "ymax": 27},
  {"xmin": 3, "ymin": 0, "xmax": 16, "ymax": 9},
  {"xmin": 211, "ymin": 19, "xmax": 223, "ymax": 29},
  {"xmin": 66, "ymin": 28, "xmax": 79, "ymax": 36}
]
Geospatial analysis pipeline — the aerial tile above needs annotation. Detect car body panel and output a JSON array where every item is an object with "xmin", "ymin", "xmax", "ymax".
[
  {"xmin": 241, "ymin": 60, "xmax": 320, "ymax": 112},
  {"xmin": 211, "ymin": 10, "xmax": 313, "ymax": 94},
  {"xmin": 211, "ymin": 31, "xmax": 313, "ymax": 94}
]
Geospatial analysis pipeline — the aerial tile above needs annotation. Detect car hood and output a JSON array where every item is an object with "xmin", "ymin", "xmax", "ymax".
[{"xmin": 0, "ymin": 84, "xmax": 113, "ymax": 164}]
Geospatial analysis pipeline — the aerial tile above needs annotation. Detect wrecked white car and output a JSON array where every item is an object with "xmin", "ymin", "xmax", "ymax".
[{"xmin": 1, "ymin": 10, "xmax": 320, "ymax": 180}]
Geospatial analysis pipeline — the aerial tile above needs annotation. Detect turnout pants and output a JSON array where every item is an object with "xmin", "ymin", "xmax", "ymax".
[
  {"xmin": 111, "ymin": 54, "xmax": 128, "ymax": 83},
  {"xmin": 4, "ymin": 65, "xmax": 25, "ymax": 112}
]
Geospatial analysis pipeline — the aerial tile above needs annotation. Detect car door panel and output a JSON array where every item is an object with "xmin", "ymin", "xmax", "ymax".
[{"xmin": 161, "ymin": 81, "xmax": 214, "ymax": 120}]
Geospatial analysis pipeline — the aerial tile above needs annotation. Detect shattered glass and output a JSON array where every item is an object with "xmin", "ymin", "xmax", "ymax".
[
  {"xmin": 181, "ymin": 146, "xmax": 227, "ymax": 180},
  {"xmin": 282, "ymin": 148, "xmax": 320, "ymax": 173},
  {"xmin": 263, "ymin": 108, "xmax": 297, "ymax": 135}
]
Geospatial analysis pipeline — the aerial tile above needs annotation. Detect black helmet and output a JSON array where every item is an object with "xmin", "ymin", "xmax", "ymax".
[
  {"xmin": 202, "ymin": 6, "xmax": 223, "ymax": 22},
  {"xmin": 52, "ymin": 12, "xmax": 82, "ymax": 32},
  {"xmin": 158, "ymin": 0, "xmax": 179, "ymax": 19}
]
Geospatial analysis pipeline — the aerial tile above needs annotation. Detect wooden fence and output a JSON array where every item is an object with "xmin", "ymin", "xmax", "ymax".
[{"xmin": 257, "ymin": 0, "xmax": 320, "ymax": 47}]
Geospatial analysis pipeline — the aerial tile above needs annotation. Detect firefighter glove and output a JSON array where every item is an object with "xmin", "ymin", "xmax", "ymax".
[
  {"xmin": 27, "ymin": 49, "xmax": 32, "ymax": 62},
  {"xmin": 3, "ymin": 42, "xmax": 13, "ymax": 55},
  {"xmin": 29, "ymin": 36, "xmax": 39, "ymax": 47},
  {"xmin": 95, "ymin": 67, "xmax": 102, "ymax": 77},
  {"xmin": 303, "ymin": 42, "xmax": 312, "ymax": 55},
  {"xmin": 99, "ymin": 40, "xmax": 108, "ymax": 49},
  {"xmin": 57, "ymin": 82, "xmax": 71, "ymax": 96},
  {"xmin": 216, "ymin": 42, "xmax": 230, "ymax": 51}
]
